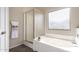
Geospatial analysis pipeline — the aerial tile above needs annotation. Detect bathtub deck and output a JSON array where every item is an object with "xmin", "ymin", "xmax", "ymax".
[{"xmin": 33, "ymin": 36, "xmax": 77, "ymax": 52}]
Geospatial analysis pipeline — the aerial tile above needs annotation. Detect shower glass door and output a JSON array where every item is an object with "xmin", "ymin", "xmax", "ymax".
[{"xmin": 24, "ymin": 10, "xmax": 34, "ymax": 43}]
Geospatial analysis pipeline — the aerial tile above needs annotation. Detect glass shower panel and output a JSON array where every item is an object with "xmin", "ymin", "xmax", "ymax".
[{"xmin": 25, "ymin": 10, "xmax": 34, "ymax": 43}]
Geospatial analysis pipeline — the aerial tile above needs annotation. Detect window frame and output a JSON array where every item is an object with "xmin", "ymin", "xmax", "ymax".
[{"xmin": 48, "ymin": 8, "xmax": 71, "ymax": 30}]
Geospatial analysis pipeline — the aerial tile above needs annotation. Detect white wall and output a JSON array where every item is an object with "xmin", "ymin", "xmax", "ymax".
[
  {"xmin": 9, "ymin": 7, "xmax": 33, "ymax": 48},
  {"xmin": 45, "ymin": 8, "xmax": 79, "ymax": 37}
]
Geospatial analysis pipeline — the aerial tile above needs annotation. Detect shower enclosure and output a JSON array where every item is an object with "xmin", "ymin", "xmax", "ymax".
[{"xmin": 24, "ymin": 8, "xmax": 45, "ymax": 44}]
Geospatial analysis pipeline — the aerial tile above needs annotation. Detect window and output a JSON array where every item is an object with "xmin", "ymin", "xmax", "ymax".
[{"xmin": 48, "ymin": 8, "xmax": 70, "ymax": 30}]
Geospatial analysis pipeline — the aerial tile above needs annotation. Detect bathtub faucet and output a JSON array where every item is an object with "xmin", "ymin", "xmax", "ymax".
[{"xmin": 38, "ymin": 37, "xmax": 40, "ymax": 41}]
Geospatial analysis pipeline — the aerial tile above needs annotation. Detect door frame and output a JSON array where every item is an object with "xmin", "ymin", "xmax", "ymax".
[{"xmin": 5, "ymin": 7, "xmax": 9, "ymax": 52}]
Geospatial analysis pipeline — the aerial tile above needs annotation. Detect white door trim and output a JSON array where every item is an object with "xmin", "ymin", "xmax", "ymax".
[{"xmin": 5, "ymin": 7, "xmax": 9, "ymax": 52}]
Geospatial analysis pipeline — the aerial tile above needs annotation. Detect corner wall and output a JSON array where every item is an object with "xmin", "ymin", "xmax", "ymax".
[{"xmin": 9, "ymin": 7, "xmax": 33, "ymax": 48}]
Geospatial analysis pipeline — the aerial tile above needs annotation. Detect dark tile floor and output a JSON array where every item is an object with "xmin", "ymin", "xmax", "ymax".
[{"xmin": 9, "ymin": 44, "xmax": 34, "ymax": 52}]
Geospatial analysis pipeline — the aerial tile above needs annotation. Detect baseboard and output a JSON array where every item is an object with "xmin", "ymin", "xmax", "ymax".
[
  {"xmin": 9, "ymin": 43, "xmax": 23, "ymax": 49},
  {"xmin": 9, "ymin": 41, "xmax": 33, "ymax": 49},
  {"xmin": 23, "ymin": 41, "xmax": 33, "ymax": 49}
]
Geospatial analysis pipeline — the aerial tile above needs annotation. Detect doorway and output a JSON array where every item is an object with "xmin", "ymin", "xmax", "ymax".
[{"xmin": 0, "ymin": 7, "xmax": 9, "ymax": 52}]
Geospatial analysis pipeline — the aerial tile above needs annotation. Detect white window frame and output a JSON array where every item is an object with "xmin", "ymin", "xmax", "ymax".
[{"xmin": 48, "ymin": 8, "xmax": 70, "ymax": 30}]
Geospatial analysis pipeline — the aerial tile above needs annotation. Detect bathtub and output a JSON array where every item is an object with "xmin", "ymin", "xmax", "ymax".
[{"xmin": 33, "ymin": 35, "xmax": 79, "ymax": 52}]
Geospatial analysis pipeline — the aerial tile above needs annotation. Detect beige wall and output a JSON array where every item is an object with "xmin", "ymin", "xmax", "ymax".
[
  {"xmin": 9, "ymin": 7, "xmax": 45, "ymax": 48},
  {"xmin": 45, "ymin": 8, "xmax": 79, "ymax": 36},
  {"xmin": 9, "ymin": 7, "xmax": 33, "ymax": 48}
]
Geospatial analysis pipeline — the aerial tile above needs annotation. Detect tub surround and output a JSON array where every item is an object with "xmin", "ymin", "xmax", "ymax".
[{"xmin": 33, "ymin": 35, "xmax": 79, "ymax": 52}]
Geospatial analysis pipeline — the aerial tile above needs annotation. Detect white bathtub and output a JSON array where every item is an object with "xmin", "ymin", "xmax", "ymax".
[{"xmin": 33, "ymin": 36, "xmax": 79, "ymax": 52}]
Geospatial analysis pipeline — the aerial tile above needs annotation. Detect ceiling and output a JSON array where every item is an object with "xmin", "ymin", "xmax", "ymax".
[{"xmin": 35, "ymin": 7, "xmax": 66, "ymax": 12}]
